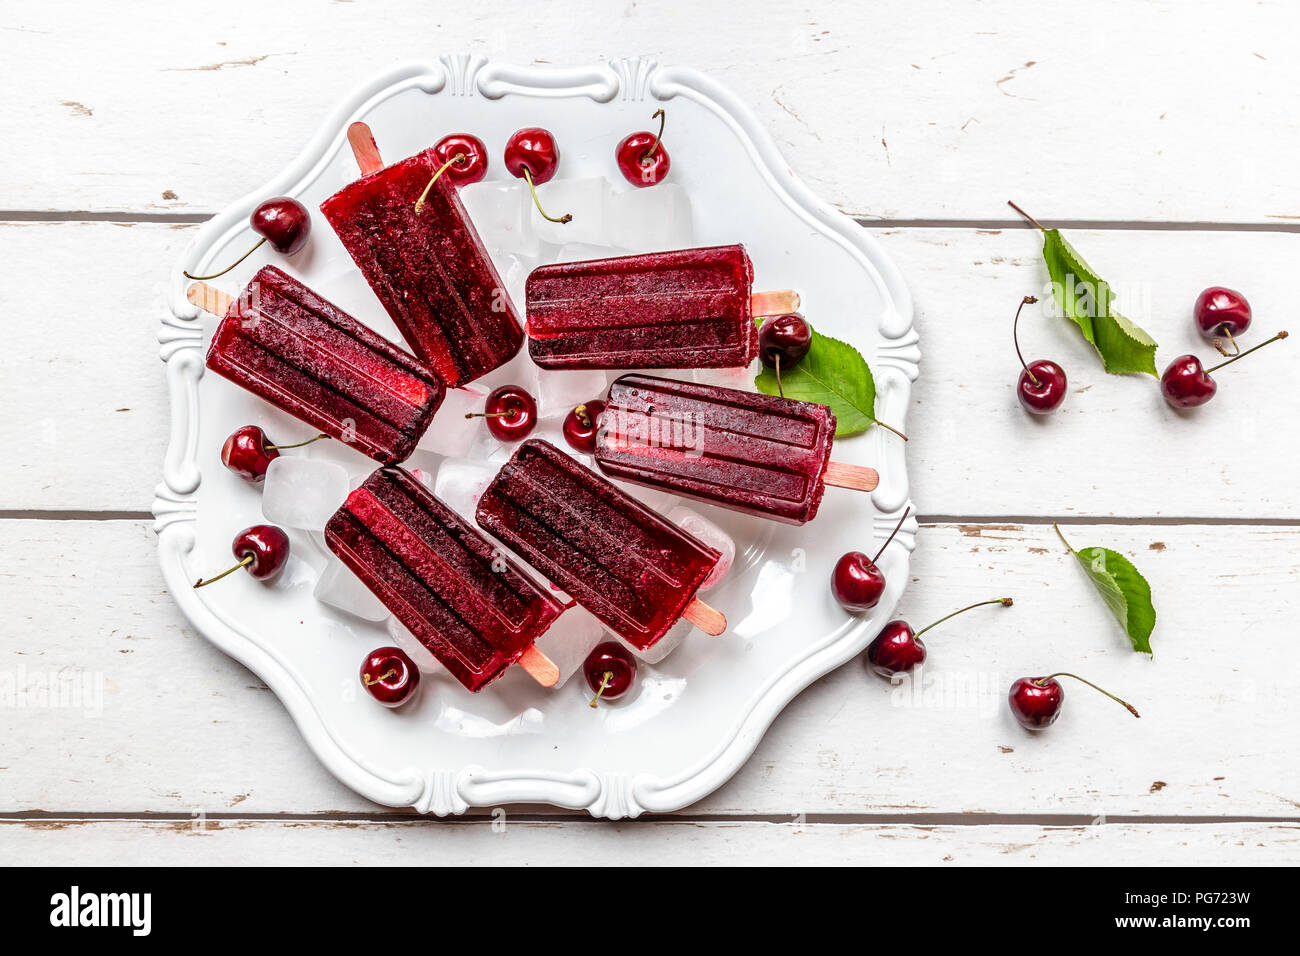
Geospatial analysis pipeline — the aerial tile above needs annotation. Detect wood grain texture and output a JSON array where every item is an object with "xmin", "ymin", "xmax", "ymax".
[
  {"xmin": 3, "ymin": 520, "xmax": 1295, "ymax": 817},
  {"xmin": 2, "ymin": 1, "xmax": 1299, "ymax": 221},
  {"xmin": 3, "ymin": 819, "xmax": 1296, "ymax": 866},
  {"xmin": 3, "ymin": 223, "xmax": 1296, "ymax": 516}
]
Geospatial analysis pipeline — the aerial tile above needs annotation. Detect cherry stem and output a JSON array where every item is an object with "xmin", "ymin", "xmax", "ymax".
[
  {"xmin": 589, "ymin": 671, "xmax": 613, "ymax": 709},
  {"xmin": 1052, "ymin": 522, "xmax": 1076, "ymax": 555},
  {"xmin": 183, "ymin": 236, "xmax": 267, "ymax": 281},
  {"xmin": 574, "ymin": 404, "xmax": 594, "ymax": 428},
  {"xmin": 465, "ymin": 411, "xmax": 516, "ymax": 420},
  {"xmin": 414, "ymin": 153, "xmax": 468, "ymax": 213},
  {"xmin": 1038, "ymin": 672, "xmax": 1140, "ymax": 718},
  {"xmin": 914, "ymin": 597, "xmax": 1013, "ymax": 641},
  {"xmin": 1007, "ymin": 200, "xmax": 1047, "ymax": 232},
  {"xmin": 871, "ymin": 506, "xmax": 911, "ymax": 565},
  {"xmin": 642, "ymin": 108, "xmax": 667, "ymax": 162},
  {"xmin": 873, "ymin": 418, "xmax": 909, "ymax": 441},
  {"xmin": 774, "ymin": 355, "xmax": 784, "ymax": 397},
  {"xmin": 265, "ymin": 433, "xmax": 328, "ymax": 451},
  {"xmin": 1206, "ymin": 330, "xmax": 1288, "ymax": 374},
  {"xmin": 1213, "ymin": 328, "xmax": 1240, "ymax": 357},
  {"xmin": 362, "ymin": 668, "xmax": 399, "ymax": 687},
  {"xmin": 1013, "ymin": 295, "xmax": 1041, "ymax": 384},
  {"xmin": 193, "ymin": 554, "xmax": 254, "ymax": 589},
  {"xmin": 521, "ymin": 166, "xmax": 572, "ymax": 224}
]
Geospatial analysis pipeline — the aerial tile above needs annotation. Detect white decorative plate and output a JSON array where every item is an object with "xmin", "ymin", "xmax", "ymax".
[{"xmin": 157, "ymin": 56, "xmax": 918, "ymax": 818}]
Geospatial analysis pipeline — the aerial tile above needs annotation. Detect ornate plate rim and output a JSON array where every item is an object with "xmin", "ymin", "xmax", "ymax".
[{"xmin": 156, "ymin": 55, "xmax": 919, "ymax": 819}]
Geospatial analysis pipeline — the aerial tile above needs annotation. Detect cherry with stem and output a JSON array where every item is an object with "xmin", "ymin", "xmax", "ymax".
[{"xmin": 414, "ymin": 153, "xmax": 469, "ymax": 214}]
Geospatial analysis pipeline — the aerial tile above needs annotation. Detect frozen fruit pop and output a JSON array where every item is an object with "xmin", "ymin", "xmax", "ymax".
[
  {"xmin": 321, "ymin": 124, "xmax": 524, "ymax": 387},
  {"xmin": 191, "ymin": 266, "xmax": 443, "ymax": 465},
  {"xmin": 525, "ymin": 244, "xmax": 799, "ymax": 369},
  {"xmin": 326, "ymin": 467, "xmax": 564, "ymax": 692},
  {"xmin": 475, "ymin": 439, "xmax": 725, "ymax": 652},
  {"xmin": 594, "ymin": 374, "xmax": 878, "ymax": 525}
]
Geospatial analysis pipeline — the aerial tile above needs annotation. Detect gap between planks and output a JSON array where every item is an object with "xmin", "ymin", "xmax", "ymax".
[
  {"xmin": 2, "ymin": 811, "xmax": 1299, "ymax": 826},
  {"xmin": 2, "ymin": 210, "xmax": 1300, "ymax": 233}
]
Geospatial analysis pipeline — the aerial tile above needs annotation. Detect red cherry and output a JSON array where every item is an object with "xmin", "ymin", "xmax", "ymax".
[
  {"xmin": 865, "ymin": 598, "xmax": 1012, "ymax": 678},
  {"xmin": 432, "ymin": 133, "xmax": 488, "ymax": 186},
  {"xmin": 562, "ymin": 399, "xmax": 605, "ymax": 453},
  {"xmin": 615, "ymin": 109, "xmax": 670, "ymax": 187},
  {"xmin": 758, "ymin": 314, "xmax": 812, "ymax": 368},
  {"xmin": 1011, "ymin": 295, "xmax": 1067, "ymax": 415},
  {"xmin": 1009, "ymin": 672, "xmax": 1139, "ymax": 731},
  {"xmin": 584, "ymin": 642, "xmax": 636, "ymax": 707},
  {"xmin": 194, "ymin": 524, "xmax": 290, "ymax": 588},
  {"xmin": 184, "ymin": 197, "xmax": 310, "ymax": 280},
  {"xmin": 504, "ymin": 127, "xmax": 570, "ymax": 224},
  {"xmin": 1160, "ymin": 354, "xmax": 1217, "ymax": 408},
  {"xmin": 832, "ymin": 508, "xmax": 910, "ymax": 613},
  {"xmin": 361, "ymin": 647, "xmax": 420, "ymax": 708},
  {"xmin": 465, "ymin": 385, "xmax": 537, "ymax": 441},
  {"xmin": 1194, "ymin": 286, "xmax": 1251, "ymax": 354},
  {"xmin": 1160, "ymin": 331, "xmax": 1287, "ymax": 409},
  {"xmin": 221, "ymin": 425, "xmax": 279, "ymax": 483},
  {"xmin": 504, "ymin": 127, "xmax": 560, "ymax": 184}
]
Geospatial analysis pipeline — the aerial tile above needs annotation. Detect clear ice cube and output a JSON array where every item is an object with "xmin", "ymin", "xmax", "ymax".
[
  {"xmin": 533, "ymin": 606, "xmax": 605, "ymax": 689},
  {"xmin": 459, "ymin": 180, "xmax": 539, "ymax": 255},
  {"xmin": 536, "ymin": 368, "xmax": 609, "ymax": 419},
  {"xmin": 261, "ymin": 457, "xmax": 350, "ymax": 531},
  {"xmin": 668, "ymin": 506, "xmax": 735, "ymax": 591},
  {"xmin": 608, "ymin": 183, "xmax": 693, "ymax": 252},
  {"xmin": 531, "ymin": 178, "xmax": 610, "ymax": 245},
  {"xmin": 314, "ymin": 558, "xmax": 390, "ymax": 622},
  {"xmin": 416, "ymin": 384, "xmax": 488, "ymax": 459},
  {"xmin": 433, "ymin": 457, "xmax": 500, "ymax": 520}
]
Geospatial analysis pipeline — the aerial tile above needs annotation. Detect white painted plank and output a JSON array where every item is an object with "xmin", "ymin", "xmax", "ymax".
[
  {"xmin": 3, "ymin": 819, "xmax": 1296, "ymax": 866},
  {"xmin": 3, "ymin": 520, "xmax": 1296, "ymax": 817},
  {"xmin": 4, "ymin": 222, "xmax": 1296, "ymax": 518},
  {"xmin": 2, "ymin": 1, "xmax": 1299, "ymax": 221}
]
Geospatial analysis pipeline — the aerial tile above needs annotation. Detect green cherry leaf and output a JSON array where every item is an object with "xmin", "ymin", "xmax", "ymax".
[
  {"xmin": 754, "ymin": 327, "xmax": 888, "ymax": 438},
  {"xmin": 1039, "ymin": 228, "xmax": 1159, "ymax": 377},
  {"xmin": 1055, "ymin": 524, "xmax": 1156, "ymax": 654}
]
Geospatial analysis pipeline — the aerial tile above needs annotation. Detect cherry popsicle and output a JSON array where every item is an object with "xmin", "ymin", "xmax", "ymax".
[
  {"xmin": 525, "ymin": 245, "xmax": 799, "ymax": 370},
  {"xmin": 476, "ymin": 440, "xmax": 726, "ymax": 653},
  {"xmin": 189, "ymin": 267, "xmax": 443, "ymax": 465},
  {"xmin": 320, "ymin": 122, "xmax": 524, "ymax": 387},
  {"xmin": 594, "ymin": 374, "xmax": 877, "ymax": 525}
]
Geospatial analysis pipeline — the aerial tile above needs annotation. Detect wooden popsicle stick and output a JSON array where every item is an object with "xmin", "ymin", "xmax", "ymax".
[
  {"xmin": 186, "ymin": 282, "xmax": 232, "ymax": 317},
  {"xmin": 750, "ymin": 289, "xmax": 801, "ymax": 316},
  {"xmin": 823, "ymin": 461, "xmax": 879, "ymax": 492},
  {"xmin": 517, "ymin": 645, "xmax": 559, "ymax": 687},
  {"xmin": 347, "ymin": 121, "xmax": 384, "ymax": 175},
  {"xmin": 683, "ymin": 597, "xmax": 726, "ymax": 636}
]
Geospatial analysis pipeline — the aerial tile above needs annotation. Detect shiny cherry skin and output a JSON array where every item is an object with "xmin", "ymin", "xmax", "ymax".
[
  {"xmin": 1017, "ymin": 359, "xmax": 1068, "ymax": 414},
  {"xmin": 1008, "ymin": 676, "xmax": 1065, "ymax": 729},
  {"xmin": 251, "ymin": 197, "xmax": 310, "ymax": 255},
  {"xmin": 432, "ymin": 133, "xmax": 488, "ymax": 186},
  {"xmin": 504, "ymin": 128, "xmax": 561, "ymax": 185},
  {"xmin": 865, "ymin": 620, "xmax": 926, "ymax": 677},
  {"xmin": 221, "ymin": 425, "xmax": 279, "ymax": 483},
  {"xmin": 484, "ymin": 385, "xmax": 537, "ymax": 441},
  {"xmin": 832, "ymin": 552, "xmax": 886, "ymax": 612},
  {"xmin": 758, "ymin": 314, "xmax": 813, "ymax": 369},
  {"xmin": 1194, "ymin": 286, "xmax": 1251, "ymax": 341},
  {"xmin": 360, "ymin": 647, "xmax": 420, "ymax": 708},
  {"xmin": 1160, "ymin": 354, "xmax": 1217, "ymax": 408},
  {"xmin": 562, "ymin": 399, "xmax": 605, "ymax": 453},
  {"xmin": 584, "ymin": 642, "xmax": 636, "ymax": 705},
  {"xmin": 233, "ymin": 525, "xmax": 290, "ymax": 580},
  {"xmin": 615, "ymin": 130, "xmax": 671, "ymax": 187}
]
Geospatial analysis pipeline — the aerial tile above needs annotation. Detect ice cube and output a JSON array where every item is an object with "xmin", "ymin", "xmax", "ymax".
[
  {"xmin": 668, "ymin": 506, "xmax": 735, "ymax": 590},
  {"xmin": 552, "ymin": 242, "xmax": 625, "ymax": 264},
  {"xmin": 262, "ymin": 457, "xmax": 350, "ymax": 530},
  {"xmin": 487, "ymin": 249, "xmax": 538, "ymax": 314},
  {"xmin": 531, "ymin": 178, "xmax": 610, "ymax": 245},
  {"xmin": 536, "ymin": 368, "xmax": 609, "ymax": 418},
  {"xmin": 616, "ymin": 617, "xmax": 690, "ymax": 665},
  {"xmin": 386, "ymin": 618, "xmax": 444, "ymax": 675},
  {"xmin": 433, "ymin": 457, "xmax": 500, "ymax": 519},
  {"xmin": 416, "ymin": 384, "xmax": 488, "ymax": 458},
  {"xmin": 474, "ymin": 344, "xmax": 541, "ymax": 395},
  {"xmin": 460, "ymin": 180, "xmax": 539, "ymax": 255},
  {"xmin": 314, "ymin": 558, "xmax": 390, "ymax": 622},
  {"xmin": 692, "ymin": 359, "xmax": 761, "ymax": 391},
  {"xmin": 533, "ymin": 606, "xmax": 605, "ymax": 689},
  {"xmin": 608, "ymin": 183, "xmax": 693, "ymax": 252}
]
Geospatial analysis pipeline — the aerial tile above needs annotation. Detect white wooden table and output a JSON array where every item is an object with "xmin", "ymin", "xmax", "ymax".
[{"xmin": 3, "ymin": 0, "xmax": 1298, "ymax": 865}]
